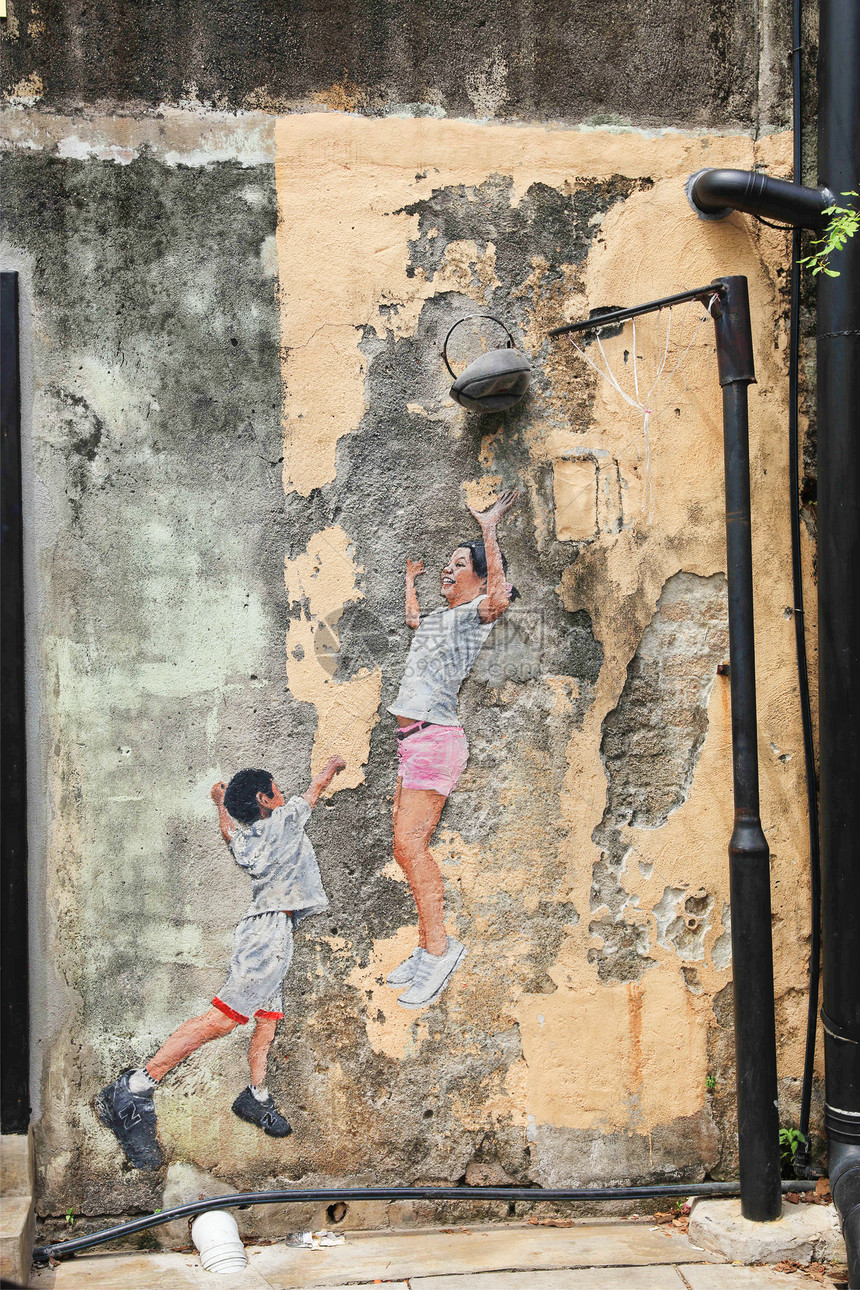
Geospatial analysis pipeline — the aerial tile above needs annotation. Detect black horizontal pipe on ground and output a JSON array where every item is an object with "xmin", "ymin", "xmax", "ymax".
[
  {"xmin": 32, "ymin": 1179, "xmax": 818, "ymax": 1264},
  {"xmin": 818, "ymin": 0, "xmax": 860, "ymax": 1286}
]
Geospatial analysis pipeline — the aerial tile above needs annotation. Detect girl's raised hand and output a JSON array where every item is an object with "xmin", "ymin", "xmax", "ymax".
[
  {"xmin": 406, "ymin": 558, "xmax": 425, "ymax": 579},
  {"xmin": 468, "ymin": 488, "xmax": 520, "ymax": 529}
]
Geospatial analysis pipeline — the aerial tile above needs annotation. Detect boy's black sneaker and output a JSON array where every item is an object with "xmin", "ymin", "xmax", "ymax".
[
  {"xmin": 94, "ymin": 1069, "xmax": 163, "ymax": 1170},
  {"xmin": 231, "ymin": 1086, "xmax": 292, "ymax": 1138}
]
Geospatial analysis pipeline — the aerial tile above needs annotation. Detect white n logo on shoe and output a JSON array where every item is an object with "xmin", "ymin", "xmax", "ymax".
[{"xmin": 120, "ymin": 1103, "xmax": 142, "ymax": 1128}]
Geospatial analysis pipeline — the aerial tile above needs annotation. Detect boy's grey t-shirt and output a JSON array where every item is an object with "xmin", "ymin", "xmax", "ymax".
[
  {"xmin": 229, "ymin": 796, "xmax": 329, "ymax": 921},
  {"xmin": 389, "ymin": 593, "xmax": 496, "ymax": 726}
]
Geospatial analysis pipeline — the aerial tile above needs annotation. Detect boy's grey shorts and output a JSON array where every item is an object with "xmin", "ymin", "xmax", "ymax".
[{"xmin": 213, "ymin": 910, "xmax": 294, "ymax": 1023}]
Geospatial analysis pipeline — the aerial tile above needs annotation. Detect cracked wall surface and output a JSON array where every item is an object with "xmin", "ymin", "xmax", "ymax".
[{"xmin": 1, "ymin": 62, "xmax": 820, "ymax": 1237}]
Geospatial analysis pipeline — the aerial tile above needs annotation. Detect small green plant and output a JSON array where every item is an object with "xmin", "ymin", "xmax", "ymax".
[
  {"xmin": 798, "ymin": 191, "xmax": 859, "ymax": 277},
  {"xmin": 779, "ymin": 1126, "xmax": 807, "ymax": 1177},
  {"xmin": 64, "ymin": 1207, "xmax": 75, "ymax": 1227},
  {"xmin": 705, "ymin": 1074, "xmax": 716, "ymax": 1092}
]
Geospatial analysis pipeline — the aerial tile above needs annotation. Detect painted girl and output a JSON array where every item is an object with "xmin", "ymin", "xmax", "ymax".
[{"xmin": 387, "ymin": 489, "xmax": 519, "ymax": 1009}]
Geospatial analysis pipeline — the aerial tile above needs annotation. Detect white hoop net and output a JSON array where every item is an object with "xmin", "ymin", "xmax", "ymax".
[{"xmin": 568, "ymin": 292, "xmax": 720, "ymax": 523}]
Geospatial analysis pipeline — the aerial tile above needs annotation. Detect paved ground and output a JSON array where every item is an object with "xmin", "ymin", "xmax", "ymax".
[{"xmin": 25, "ymin": 1221, "xmax": 846, "ymax": 1289}]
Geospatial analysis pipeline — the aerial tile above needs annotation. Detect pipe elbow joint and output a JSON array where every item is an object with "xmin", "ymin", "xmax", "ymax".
[
  {"xmin": 686, "ymin": 168, "xmax": 834, "ymax": 229},
  {"xmin": 829, "ymin": 1141, "xmax": 860, "ymax": 1288}
]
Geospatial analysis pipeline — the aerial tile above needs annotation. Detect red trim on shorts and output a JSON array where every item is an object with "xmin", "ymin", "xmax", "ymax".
[
  {"xmin": 254, "ymin": 1009, "xmax": 283, "ymax": 1020},
  {"xmin": 212, "ymin": 997, "xmax": 249, "ymax": 1024}
]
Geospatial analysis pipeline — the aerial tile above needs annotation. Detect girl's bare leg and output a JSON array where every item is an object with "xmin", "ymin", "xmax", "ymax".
[
  {"xmin": 146, "ymin": 1006, "xmax": 238, "ymax": 1081},
  {"xmin": 392, "ymin": 782, "xmax": 448, "ymax": 956},
  {"xmin": 248, "ymin": 1016, "xmax": 279, "ymax": 1087}
]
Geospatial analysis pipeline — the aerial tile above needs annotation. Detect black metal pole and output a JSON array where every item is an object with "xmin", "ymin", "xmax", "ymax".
[
  {"xmin": 0, "ymin": 270, "xmax": 31, "ymax": 1134},
  {"xmin": 712, "ymin": 275, "xmax": 783, "ymax": 1222},
  {"xmin": 550, "ymin": 280, "xmax": 782, "ymax": 1215},
  {"xmin": 817, "ymin": 0, "xmax": 860, "ymax": 1282}
]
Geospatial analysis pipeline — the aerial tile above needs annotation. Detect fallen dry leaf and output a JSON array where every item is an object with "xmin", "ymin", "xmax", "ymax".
[
  {"xmin": 653, "ymin": 1211, "xmax": 689, "ymax": 1234},
  {"xmin": 810, "ymin": 1178, "xmax": 833, "ymax": 1205},
  {"xmin": 771, "ymin": 1260, "xmax": 830, "ymax": 1283}
]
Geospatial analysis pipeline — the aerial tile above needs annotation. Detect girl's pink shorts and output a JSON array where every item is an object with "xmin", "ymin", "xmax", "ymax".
[{"xmin": 396, "ymin": 722, "xmax": 469, "ymax": 797}]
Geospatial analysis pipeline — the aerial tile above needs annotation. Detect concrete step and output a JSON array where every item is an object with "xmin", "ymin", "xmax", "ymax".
[
  {"xmin": 0, "ymin": 1134, "xmax": 33, "ymax": 1199},
  {"xmin": 0, "ymin": 1132, "xmax": 35, "ymax": 1288}
]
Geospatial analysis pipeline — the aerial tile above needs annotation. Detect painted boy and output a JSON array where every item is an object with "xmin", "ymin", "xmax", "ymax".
[{"xmin": 95, "ymin": 754, "xmax": 346, "ymax": 1170}]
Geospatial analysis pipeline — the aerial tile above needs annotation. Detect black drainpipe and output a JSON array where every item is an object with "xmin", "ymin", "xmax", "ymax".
[
  {"xmin": 0, "ymin": 271, "xmax": 31, "ymax": 1135},
  {"xmin": 686, "ymin": 168, "xmax": 832, "ymax": 225},
  {"xmin": 817, "ymin": 0, "xmax": 860, "ymax": 1285}
]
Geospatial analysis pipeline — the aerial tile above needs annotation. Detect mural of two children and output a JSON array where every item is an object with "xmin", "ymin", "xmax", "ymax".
[{"xmin": 95, "ymin": 490, "xmax": 519, "ymax": 1170}]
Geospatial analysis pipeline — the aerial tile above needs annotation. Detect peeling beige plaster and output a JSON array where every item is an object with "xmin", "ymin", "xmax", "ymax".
[
  {"xmin": 274, "ymin": 112, "xmax": 815, "ymax": 1145},
  {"xmin": 274, "ymin": 114, "xmax": 754, "ymax": 496},
  {"xmin": 518, "ymin": 970, "xmax": 710, "ymax": 1132},
  {"xmin": 553, "ymin": 458, "xmax": 598, "ymax": 541},
  {"xmin": 283, "ymin": 525, "xmax": 381, "ymax": 785}
]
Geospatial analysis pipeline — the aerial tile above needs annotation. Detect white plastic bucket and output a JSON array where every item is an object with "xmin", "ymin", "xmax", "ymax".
[{"xmin": 191, "ymin": 1210, "xmax": 247, "ymax": 1273}]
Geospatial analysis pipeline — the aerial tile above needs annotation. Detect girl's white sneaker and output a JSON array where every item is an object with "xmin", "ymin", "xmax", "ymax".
[
  {"xmin": 397, "ymin": 938, "xmax": 466, "ymax": 1009},
  {"xmin": 386, "ymin": 947, "xmax": 425, "ymax": 986}
]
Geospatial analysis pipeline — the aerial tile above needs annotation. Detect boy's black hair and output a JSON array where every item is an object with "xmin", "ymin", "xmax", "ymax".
[
  {"xmin": 224, "ymin": 768, "xmax": 275, "ymax": 826},
  {"xmin": 460, "ymin": 539, "xmax": 520, "ymax": 600}
]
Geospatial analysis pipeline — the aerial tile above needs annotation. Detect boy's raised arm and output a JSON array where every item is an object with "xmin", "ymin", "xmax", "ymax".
[
  {"xmin": 211, "ymin": 781, "xmax": 235, "ymax": 843},
  {"xmin": 303, "ymin": 755, "xmax": 347, "ymax": 809}
]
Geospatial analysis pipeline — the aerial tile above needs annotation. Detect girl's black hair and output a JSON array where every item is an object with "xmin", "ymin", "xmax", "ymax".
[
  {"xmin": 460, "ymin": 539, "xmax": 520, "ymax": 600},
  {"xmin": 224, "ymin": 768, "xmax": 275, "ymax": 825}
]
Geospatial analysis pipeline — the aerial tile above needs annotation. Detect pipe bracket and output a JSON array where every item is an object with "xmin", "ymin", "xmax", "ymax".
[{"xmin": 822, "ymin": 1009, "xmax": 860, "ymax": 1045}]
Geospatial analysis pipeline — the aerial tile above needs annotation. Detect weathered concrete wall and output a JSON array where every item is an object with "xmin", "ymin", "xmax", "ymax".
[
  {"xmin": 1, "ymin": 0, "xmax": 773, "ymax": 130},
  {"xmin": 1, "ymin": 0, "xmax": 820, "ymax": 1238}
]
